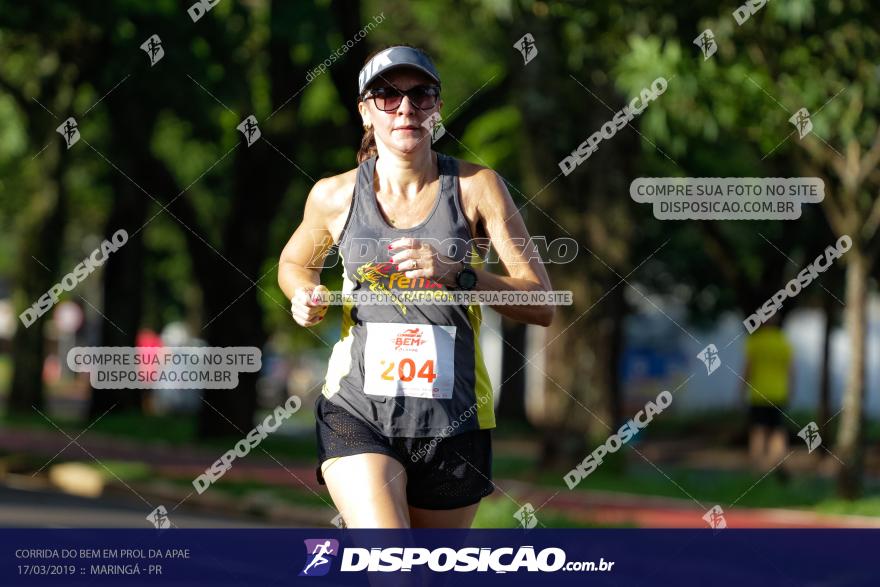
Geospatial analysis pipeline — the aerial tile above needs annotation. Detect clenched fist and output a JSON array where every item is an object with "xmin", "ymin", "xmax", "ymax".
[{"xmin": 290, "ymin": 284, "xmax": 329, "ymax": 328}]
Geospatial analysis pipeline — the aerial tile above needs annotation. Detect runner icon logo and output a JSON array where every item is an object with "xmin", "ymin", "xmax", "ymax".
[
  {"xmin": 237, "ymin": 115, "xmax": 261, "ymax": 147},
  {"xmin": 57, "ymin": 117, "xmax": 80, "ymax": 149},
  {"xmin": 140, "ymin": 34, "xmax": 164, "ymax": 66},
  {"xmin": 798, "ymin": 422, "xmax": 822, "ymax": 453},
  {"xmin": 697, "ymin": 344, "xmax": 721, "ymax": 375},
  {"xmin": 789, "ymin": 108, "xmax": 813, "ymax": 139},
  {"xmin": 694, "ymin": 29, "xmax": 717, "ymax": 60},
  {"xmin": 703, "ymin": 505, "xmax": 727, "ymax": 530},
  {"xmin": 146, "ymin": 505, "xmax": 172, "ymax": 529},
  {"xmin": 422, "ymin": 112, "xmax": 445, "ymax": 143},
  {"xmin": 514, "ymin": 503, "xmax": 539, "ymax": 529},
  {"xmin": 514, "ymin": 33, "xmax": 538, "ymax": 65},
  {"xmin": 300, "ymin": 539, "xmax": 339, "ymax": 577}
]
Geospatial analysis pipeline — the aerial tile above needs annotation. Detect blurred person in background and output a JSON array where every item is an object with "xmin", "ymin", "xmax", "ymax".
[{"xmin": 742, "ymin": 314, "xmax": 794, "ymax": 479}]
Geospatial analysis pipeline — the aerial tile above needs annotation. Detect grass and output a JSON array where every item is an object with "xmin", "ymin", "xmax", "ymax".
[
  {"xmin": 813, "ymin": 496, "xmax": 880, "ymax": 517},
  {"xmin": 74, "ymin": 460, "xmax": 333, "ymax": 510},
  {"xmin": 0, "ymin": 355, "xmax": 11, "ymax": 398},
  {"xmin": 162, "ymin": 476, "xmax": 333, "ymax": 510},
  {"xmin": 644, "ymin": 407, "xmax": 880, "ymax": 445},
  {"xmin": 493, "ymin": 453, "xmax": 880, "ymax": 517},
  {"xmin": 0, "ymin": 409, "xmax": 319, "ymax": 461},
  {"xmin": 472, "ymin": 498, "xmax": 633, "ymax": 528},
  {"xmin": 1, "ymin": 411, "xmax": 195, "ymax": 444},
  {"xmin": 87, "ymin": 460, "xmax": 153, "ymax": 482}
]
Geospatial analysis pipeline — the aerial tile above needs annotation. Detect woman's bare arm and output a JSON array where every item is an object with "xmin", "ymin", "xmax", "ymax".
[
  {"xmin": 467, "ymin": 167, "xmax": 555, "ymax": 327},
  {"xmin": 279, "ymin": 179, "xmax": 331, "ymax": 296},
  {"xmin": 278, "ymin": 177, "xmax": 349, "ymax": 326}
]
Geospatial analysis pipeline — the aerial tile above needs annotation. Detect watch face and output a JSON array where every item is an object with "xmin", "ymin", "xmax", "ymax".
[{"xmin": 458, "ymin": 268, "xmax": 477, "ymax": 290}]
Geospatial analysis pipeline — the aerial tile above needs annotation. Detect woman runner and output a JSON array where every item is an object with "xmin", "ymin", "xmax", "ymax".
[{"xmin": 278, "ymin": 44, "xmax": 553, "ymax": 528}]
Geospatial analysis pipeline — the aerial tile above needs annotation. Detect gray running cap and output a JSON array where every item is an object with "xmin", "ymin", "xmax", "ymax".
[{"xmin": 358, "ymin": 46, "xmax": 441, "ymax": 95}]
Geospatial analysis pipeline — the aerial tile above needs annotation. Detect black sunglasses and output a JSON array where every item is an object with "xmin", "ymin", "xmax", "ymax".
[{"xmin": 361, "ymin": 84, "xmax": 441, "ymax": 112}]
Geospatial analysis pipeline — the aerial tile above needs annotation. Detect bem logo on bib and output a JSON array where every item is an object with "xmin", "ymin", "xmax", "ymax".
[{"xmin": 394, "ymin": 327, "xmax": 426, "ymax": 351}]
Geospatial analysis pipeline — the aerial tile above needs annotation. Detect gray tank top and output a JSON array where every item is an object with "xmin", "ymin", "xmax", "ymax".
[{"xmin": 320, "ymin": 152, "xmax": 497, "ymax": 437}]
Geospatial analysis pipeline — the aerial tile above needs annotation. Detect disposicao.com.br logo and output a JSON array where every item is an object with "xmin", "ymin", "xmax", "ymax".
[{"xmin": 298, "ymin": 539, "xmax": 613, "ymax": 575}]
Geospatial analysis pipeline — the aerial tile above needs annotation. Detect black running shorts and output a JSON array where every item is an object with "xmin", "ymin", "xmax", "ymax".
[
  {"xmin": 314, "ymin": 393, "xmax": 494, "ymax": 510},
  {"xmin": 748, "ymin": 404, "xmax": 785, "ymax": 429}
]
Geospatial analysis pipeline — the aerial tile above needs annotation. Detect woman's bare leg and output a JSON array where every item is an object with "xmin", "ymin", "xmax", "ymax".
[
  {"xmin": 320, "ymin": 452, "xmax": 411, "ymax": 528},
  {"xmin": 408, "ymin": 502, "xmax": 481, "ymax": 528},
  {"xmin": 749, "ymin": 425, "xmax": 768, "ymax": 470}
]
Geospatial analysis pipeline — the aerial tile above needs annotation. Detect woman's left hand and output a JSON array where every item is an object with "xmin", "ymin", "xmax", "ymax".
[{"xmin": 388, "ymin": 237, "xmax": 463, "ymax": 287}]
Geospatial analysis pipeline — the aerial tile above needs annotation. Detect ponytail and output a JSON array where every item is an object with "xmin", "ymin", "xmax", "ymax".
[{"xmin": 357, "ymin": 124, "xmax": 378, "ymax": 164}]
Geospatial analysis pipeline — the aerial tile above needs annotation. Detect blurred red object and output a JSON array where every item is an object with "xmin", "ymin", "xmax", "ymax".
[{"xmin": 136, "ymin": 328, "xmax": 164, "ymax": 379}]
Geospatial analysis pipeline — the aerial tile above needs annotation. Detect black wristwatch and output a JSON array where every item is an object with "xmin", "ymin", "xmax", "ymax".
[{"xmin": 454, "ymin": 265, "xmax": 478, "ymax": 291}]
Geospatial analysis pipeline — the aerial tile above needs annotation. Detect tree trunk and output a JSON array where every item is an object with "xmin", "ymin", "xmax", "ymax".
[
  {"xmin": 497, "ymin": 319, "xmax": 529, "ymax": 424},
  {"xmin": 87, "ymin": 100, "xmax": 153, "ymax": 418},
  {"xmin": 818, "ymin": 293, "xmax": 834, "ymax": 437},
  {"xmin": 196, "ymin": 279, "xmax": 265, "ymax": 438},
  {"xmin": 192, "ymin": 0, "xmax": 311, "ymax": 439},
  {"xmin": 87, "ymin": 182, "xmax": 148, "ymax": 418},
  {"xmin": 835, "ymin": 248, "xmax": 867, "ymax": 498},
  {"xmin": 607, "ymin": 282, "xmax": 626, "ymax": 427},
  {"xmin": 8, "ymin": 146, "xmax": 68, "ymax": 414}
]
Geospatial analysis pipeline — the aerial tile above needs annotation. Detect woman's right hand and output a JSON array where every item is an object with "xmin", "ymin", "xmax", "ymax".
[{"xmin": 290, "ymin": 284, "xmax": 330, "ymax": 328}]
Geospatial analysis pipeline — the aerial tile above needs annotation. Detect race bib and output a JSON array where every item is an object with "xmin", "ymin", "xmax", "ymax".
[{"xmin": 363, "ymin": 322, "xmax": 456, "ymax": 399}]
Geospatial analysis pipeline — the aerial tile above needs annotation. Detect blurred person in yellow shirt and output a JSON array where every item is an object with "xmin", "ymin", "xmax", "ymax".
[{"xmin": 742, "ymin": 316, "xmax": 794, "ymax": 478}]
